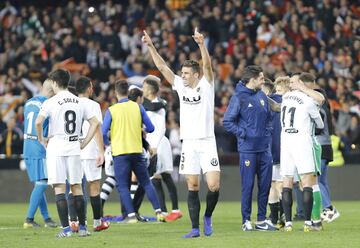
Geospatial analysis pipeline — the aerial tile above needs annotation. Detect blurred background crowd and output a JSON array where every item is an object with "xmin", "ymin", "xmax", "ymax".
[{"xmin": 0, "ymin": 0, "xmax": 359, "ymax": 159}]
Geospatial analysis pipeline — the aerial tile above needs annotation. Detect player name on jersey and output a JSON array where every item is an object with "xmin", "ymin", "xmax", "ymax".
[
  {"xmin": 283, "ymin": 95, "xmax": 304, "ymax": 104},
  {"xmin": 58, "ymin": 98, "xmax": 79, "ymax": 105}
]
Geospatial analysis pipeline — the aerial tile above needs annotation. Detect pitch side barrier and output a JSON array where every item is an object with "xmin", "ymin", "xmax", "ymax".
[{"xmin": 0, "ymin": 152, "xmax": 359, "ymax": 202}]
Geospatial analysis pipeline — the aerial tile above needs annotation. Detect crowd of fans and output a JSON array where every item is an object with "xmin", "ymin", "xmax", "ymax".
[{"xmin": 0, "ymin": 0, "xmax": 359, "ymax": 158}]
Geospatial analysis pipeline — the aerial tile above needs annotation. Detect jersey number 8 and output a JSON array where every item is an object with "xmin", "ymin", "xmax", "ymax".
[{"xmin": 64, "ymin": 110, "xmax": 76, "ymax": 135}]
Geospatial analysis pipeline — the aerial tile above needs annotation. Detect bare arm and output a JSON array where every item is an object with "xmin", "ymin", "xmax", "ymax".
[
  {"xmin": 94, "ymin": 126, "xmax": 105, "ymax": 166},
  {"xmin": 192, "ymin": 28, "xmax": 214, "ymax": 84},
  {"xmin": 142, "ymin": 30, "xmax": 175, "ymax": 85},
  {"xmin": 81, "ymin": 116, "xmax": 99, "ymax": 149},
  {"xmin": 267, "ymin": 97, "xmax": 281, "ymax": 112},
  {"xmin": 290, "ymin": 80, "xmax": 325, "ymax": 106},
  {"xmin": 35, "ymin": 115, "xmax": 47, "ymax": 147}
]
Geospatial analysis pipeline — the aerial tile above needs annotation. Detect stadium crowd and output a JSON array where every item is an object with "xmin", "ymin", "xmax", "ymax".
[{"xmin": 0, "ymin": 0, "xmax": 359, "ymax": 157}]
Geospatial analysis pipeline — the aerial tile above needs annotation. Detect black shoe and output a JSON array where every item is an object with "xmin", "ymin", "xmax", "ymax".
[{"xmin": 135, "ymin": 213, "xmax": 149, "ymax": 222}]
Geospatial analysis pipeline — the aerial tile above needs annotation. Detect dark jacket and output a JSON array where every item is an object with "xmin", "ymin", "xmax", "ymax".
[
  {"xmin": 223, "ymin": 82, "xmax": 273, "ymax": 153},
  {"xmin": 269, "ymin": 94, "xmax": 282, "ymax": 164}
]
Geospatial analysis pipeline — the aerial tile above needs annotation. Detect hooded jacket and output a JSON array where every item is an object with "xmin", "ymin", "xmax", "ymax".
[{"xmin": 223, "ymin": 81, "xmax": 273, "ymax": 153}]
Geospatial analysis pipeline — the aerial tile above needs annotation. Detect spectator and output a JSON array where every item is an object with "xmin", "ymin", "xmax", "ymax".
[{"xmin": 0, "ymin": 117, "xmax": 23, "ymax": 157}]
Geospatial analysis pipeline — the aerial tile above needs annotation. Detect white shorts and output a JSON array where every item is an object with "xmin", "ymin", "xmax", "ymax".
[
  {"xmin": 155, "ymin": 137, "xmax": 173, "ymax": 175},
  {"xmin": 272, "ymin": 164, "xmax": 282, "ymax": 181},
  {"xmin": 47, "ymin": 155, "xmax": 82, "ymax": 185},
  {"xmin": 280, "ymin": 135, "xmax": 316, "ymax": 177},
  {"xmin": 179, "ymin": 137, "xmax": 220, "ymax": 175},
  {"xmin": 82, "ymin": 159, "xmax": 102, "ymax": 182}
]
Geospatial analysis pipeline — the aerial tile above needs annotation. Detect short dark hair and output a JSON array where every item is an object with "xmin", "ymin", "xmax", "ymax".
[
  {"xmin": 115, "ymin": 80, "xmax": 129, "ymax": 96},
  {"xmin": 182, "ymin": 60, "xmax": 200, "ymax": 74},
  {"xmin": 263, "ymin": 78, "xmax": 275, "ymax": 94},
  {"xmin": 299, "ymin": 72, "xmax": 316, "ymax": 83},
  {"xmin": 76, "ymin": 76, "xmax": 91, "ymax": 94},
  {"xmin": 49, "ymin": 69, "xmax": 70, "ymax": 89},
  {"xmin": 128, "ymin": 88, "xmax": 143, "ymax": 102},
  {"xmin": 144, "ymin": 78, "xmax": 159, "ymax": 94},
  {"xmin": 242, "ymin": 65, "xmax": 263, "ymax": 84}
]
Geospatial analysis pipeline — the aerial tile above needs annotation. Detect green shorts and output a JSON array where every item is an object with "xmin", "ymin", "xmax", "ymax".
[{"xmin": 312, "ymin": 137, "xmax": 322, "ymax": 176}]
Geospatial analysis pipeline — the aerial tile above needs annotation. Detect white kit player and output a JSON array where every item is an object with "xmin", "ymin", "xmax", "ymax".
[
  {"xmin": 75, "ymin": 76, "xmax": 109, "ymax": 232},
  {"xmin": 142, "ymin": 75, "xmax": 182, "ymax": 221},
  {"xmin": 35, "ymin": 69, "xmax": 99, "ymax": 238},
  {"xmin": 280, "ymin": 75, "xmax": 324, "ymax": 232},
  {"xmin": 142, "ymin": 27, "xmax": 220, "ymax": 238}
]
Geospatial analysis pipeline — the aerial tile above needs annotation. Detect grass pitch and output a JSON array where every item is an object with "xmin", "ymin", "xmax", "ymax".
[{"xmin": 0, "ymin": 201, "xmax": 359, "ymax": 248}]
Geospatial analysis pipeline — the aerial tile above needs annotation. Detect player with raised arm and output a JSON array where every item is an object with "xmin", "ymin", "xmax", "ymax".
[
  {"xmin": 23, "ymin": 79, "xmax": 57, "ymax": 229},
  {"xmin": 35, "ymin": 69, "xmax": 99, "ymax": 238},
  {"xmin": 143, "ymin": 28, "xmax": 220, "ymax": 238},
  {"xmin": 75, "ymin": 76, "xmax": 109, "ymax": 232}
]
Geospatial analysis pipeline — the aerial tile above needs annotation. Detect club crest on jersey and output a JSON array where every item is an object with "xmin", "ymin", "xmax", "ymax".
[
  {"xmin": 245, "ymin": 160, "xmax": 250, "ymax": 167},
  {"xmin": 210, "ymin": 158, "xmax": 219, "ymax": 166},
  {"xmin": 260, "ymin": 99, "xmax": 265, "ymax": 106}
]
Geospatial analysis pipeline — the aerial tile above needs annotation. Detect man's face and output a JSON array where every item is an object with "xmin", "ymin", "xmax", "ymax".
[
  {"xmin": 275, "ymin": 85, "xmax": 289, "ymax": 95},
  {"xmin": 181, "ymin": 66, "xmax": 198, "ymax": 85},
  {"xmin": 254, "ymin": 72, "xmax": 265, "ymax": 90}
]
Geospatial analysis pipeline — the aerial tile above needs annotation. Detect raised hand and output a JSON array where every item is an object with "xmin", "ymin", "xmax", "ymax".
[
  {"xmin": 192, "ymin": 27, "xmax": 204, "ymax": 45},
  {"xmin": 142, "ymin": 30, "xmax": 154, "ymax": 48}
]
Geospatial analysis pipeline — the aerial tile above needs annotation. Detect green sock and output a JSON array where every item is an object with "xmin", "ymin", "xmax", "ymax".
[{"xmin": 311, "ymin": 184, "xmax": 322, "ymax": 221}]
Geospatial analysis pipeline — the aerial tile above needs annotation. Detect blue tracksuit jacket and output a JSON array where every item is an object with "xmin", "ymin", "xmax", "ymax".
[{"xmin": 223, "ymin": 81, "xmax": 273, "ymax": 223}]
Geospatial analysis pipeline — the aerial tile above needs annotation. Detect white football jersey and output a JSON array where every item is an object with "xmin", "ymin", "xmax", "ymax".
[
  {"xmin": 280, "ymin": 90, "xmax": 323, "ymax": 136},
  {"xmin": 146, "ymin": 97, "xmax": 166, "ymax": 149},
  {"xmin": 79, "ymin": 97, "xmax": 103, "ymax": 159},
  {"xmin": 173, "ymin": 75, "xmax": 215, "ymax": 140},
  {"xmin": 39, "ymin": 90, "xmax": 94, "ymax": 156}
]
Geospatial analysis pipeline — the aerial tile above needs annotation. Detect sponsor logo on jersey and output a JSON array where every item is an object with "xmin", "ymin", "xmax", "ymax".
[
  {"xmin": 245, "ymin": 160, "xmax": 250, "ymax": 167},
  {"xmin": 210, "ymin": 158, "xmax": 218, "ymax": 166},
  {"xmin": 182, "ymin": 95, "xmax": 201, "ymax": 104}
]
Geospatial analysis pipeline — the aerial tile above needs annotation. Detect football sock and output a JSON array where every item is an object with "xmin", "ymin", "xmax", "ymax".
[
  {"xmin": 279, "ymin": 199, "xmax": 284, "ymax": 219},
  {"xmin": 26, "ymin": 180, "xmax": 48, "ymax": 220},
  {"xmin": 303, "ymin": 187, "xmax": 313, "ymax": 222},
  {"xmin": 282, "ymin": 187, "xmax": 292, "ymax": 222},
  {"xmin": 130, "ymin": 181, "xmax": 138, "ymax": 200},
  {"xmin": 188, "ymin": 191, "xmax": 200, "ymax": 229},
  {"xmin": 152, "ymin": 178, "xmax": 167, "ymax": 212},
  {"xmin": 39, "ymin": 190, "xmax": 50, "ymax": 220},
  {"xmin": 133, "ymin": 186, "xmax": 145, "ymax": 213},
  {"xmin": 67, "ymin": 193, "xmax": 77, "ymax": 222},
  {"xmin": 74, "ymin": 195, "xmax": 86, "ymax": 226},
  {"xmin": 100, "ymin": 176, "xmax": 116, "ymax": 205},
  {"xmin": 312, "ymin": 184, "xmax": 322, "ymax": 221},
  {"xmin": 205, "ymin": 190, "xmax": 219, "ymax": 217},
  {"xmin": 90, "ymin": 195, "xmax": 102, "ymax": 220},
  {"xmin": 161, "ymin": 172, "xmax": 179, "ymax": 210},
  {"xmin": 269, "ymin": 202, "xmax": 280, "ymax": 224},
  {"xmin": 55, "ymin": 193, "xmax": 69, "ymax": 228}
]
